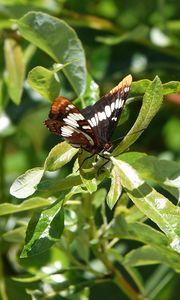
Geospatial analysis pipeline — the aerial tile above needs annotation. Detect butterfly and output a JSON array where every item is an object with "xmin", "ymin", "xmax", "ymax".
[{"xmin": 45, "ymin": 74, "xmax": 132, "ymax": 154}]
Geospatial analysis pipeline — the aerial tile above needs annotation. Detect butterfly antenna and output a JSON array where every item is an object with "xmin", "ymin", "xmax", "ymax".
[{"xmin": 112, "ymin": 127, "xmax": 146, "ymax": 145}]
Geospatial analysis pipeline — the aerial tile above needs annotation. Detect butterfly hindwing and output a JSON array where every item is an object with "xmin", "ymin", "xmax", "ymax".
[{"xmin": 45, "ymin": 96, "xmax": 98, "ymax": 152}]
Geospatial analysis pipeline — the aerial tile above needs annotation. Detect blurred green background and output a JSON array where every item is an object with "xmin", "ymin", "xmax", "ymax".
[
  {"xmin": 1, "ymin": 0, "xmax": 180, "ymax": 191},
  {"xmin": 0, "ymin": 0, "xmax": 180, "ymax": 299}
]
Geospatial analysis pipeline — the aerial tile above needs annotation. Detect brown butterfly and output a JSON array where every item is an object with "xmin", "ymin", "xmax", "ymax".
[{"xmin": 45, "ymin": 75, "xmax": 132, "ymax": 154}]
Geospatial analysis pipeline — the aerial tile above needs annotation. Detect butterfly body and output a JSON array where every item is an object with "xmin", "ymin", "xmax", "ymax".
[{"xmin": 45, "ymin": 75, "xmax": 132, "ymax": 154}]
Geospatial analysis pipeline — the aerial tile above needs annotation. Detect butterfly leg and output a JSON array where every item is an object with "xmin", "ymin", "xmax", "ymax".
[
  {"xmin": 96, "ymin": 154, "xmax": 112, "ymax": 176},
  {"xmin": 78, "ymin": 152, "xmax": 96, "ymax": 170}
]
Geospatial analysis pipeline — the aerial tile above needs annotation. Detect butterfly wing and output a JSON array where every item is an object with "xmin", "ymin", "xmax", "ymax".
[
  {"xmin": 45, "ymin": 75, "xmax": 132, "ymax": 154},
  {"xmin": 80, "ymin": 75, "xmax": 132, "ymax": 146},
  {"xmin": 45, "ymin": 96, "xmax": 98, "ymax": 153}
]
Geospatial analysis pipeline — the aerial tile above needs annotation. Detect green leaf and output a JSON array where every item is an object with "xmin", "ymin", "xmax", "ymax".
[
  {"xmin": 131, "ymin": 79, "xmax": 180, "ymax": 96},
  {"xmin": 133, "ymin": 155, "xmax": 180, "ymax": 189},
  {"xmin": 119, "ymin": 154, "xmax": 180, "ymax": 201},
  {"xmin": 3, "ymin": 227, "xmax": 26, "ymax": 243},
  {"xmin": 83, "ymin": 73, "xmax": 100, "ymax": 106},
  {"xmin": 37, "ymin": 175, "xmax": 82, "ymax": 196},
  {"xmin": 108, "ymin": 215, "xmax": 180, "ymax": 273},
  {"xmin": 10, "ymin": 167, "xmax": 44, "ymax": 199},
  {"xmin": 96, "ymin": 25, "xmax": 149, "ymax": 45},
  {"xmin": 78, "ymin": 151, "xmax": 97, "ymax": 193},
  {"xmin": 162, "ymin": 81, "xmax": 180, "ymax": 95},
  {"xmin": 108, "ymin": 215, "xmax": 168, "ymax": 247},
  {"xmin": 27, "ymin": 66, "xmax": 60, "ymax": 101},
  {"xmin": 108, "ymin": 218, "xmax": 179, "ymax": 284},
  {"xmin": 144, "ymin": 265, "xmax": 174, "ymax": 299},
  {"xmin": 111, "ymin": 157, "xmax": 180, "ymax": 253},
  {"xmin": 92, "ymin": 188, "xmax": 107, "ymax": 208},
  {"xmin": 0, "ymin": 197, "xmax": 52, "ymax": 216},
  {"xmin": 44, "ymin": 142, "xmax": 79, "ymax": 171},
  {"xmin": 75, "ymin": 228, "xmax": 90, "ymax": 262},
  {"xmin": 113, "ymin": 76, "xmax": 163, "ymax": 156},
  {"xmin": 129, "ymin": 155, "xmax": 180, "ymax": 202},
  {"xmin": 123, "ymin": 245, "xmax": 180, "ymax": 273},
  {"xmin": 118, "ymin": 152, "xmax": 147, "ymax": 165},
  {"xmin": 18, "ymin": 11, "xmax": 86, "ymax": 96},
  {"xmin": 126, "ymin": 205, "xmax": 146, "ymax": 223},
  {"xmin": 107, "ymin": 166, "xmax": 122, "ymax": 209},
  {"xmin": 4, "ymin": 38, "xmax": 25, "ymax": 105},
  {"xmin": 21, "ymin": 199, "xmax": 64, "ymax": 257},
  {"xmin": 131, "ymin": 79, "xmax": 151, "ymax": 95},
  {"xmin": 81, "ymin": 176, "xmax": 97, "ymax": 193}
]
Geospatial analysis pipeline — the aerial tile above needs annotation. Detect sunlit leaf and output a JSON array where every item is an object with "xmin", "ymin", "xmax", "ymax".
[
  {"xmin": 81, "ymin": 177, "xmax": 97, "ymax": 193},
  {"xmin": 111, "ymin": 157, "xmax": 180, "ymax": 254},
  {"xmin": 27, "ymin": 66, "xmax": 60, "ymax": 101},
  {"xmin": 108, "ymin": 215, "xmax": 168, "ymax": 246},
  {"xmin": 131, "ymin": 79, "xmax": 180, "ymax": 96},
  {"xmin": 0, "ymin": 197, "xmax": 52, "ymax": 216},
  {"xmin": 107, "ymin": 166, "xmax": 122, "ymax": 209},
  {"xmin": 18, "ymin": 12, "xmax": 86, "ymax": 96},
  {"xmin": 44, "ymin": 142, "xmax": 79, "ymax": 171},
  {"xmin": 78, "ymin": 151, "xmax": 97, "ymax": 193},
  {"xmin": 124, "ymin": 245, "xmax": 180, "ymax": 273},
  {"xmin": 4, "ymin": 38, "xmax": 25, "ymax": 105},
  {"xmin": 124, "ymin": 155, "xmax": 180, "ymax": 202},
  {"xmin": 113, "ymin": 76, "xmax": 163, "ymax": 155},
  {"xmin": 21, "ymin": 199, "xmax": 64, "ymax": 257},
  {"xmin": 162, "ymin": 81, "xmax": 180, "ymax": 95},
  {"xmin": 10, "ymin": 167, "xmax": 44, "ymax": 199},
  {"xmin": 131, "ymin": 79, "xmax": 151, "ymax": 95},
  {"xmin": 132, "ymin": 155, "xmax": 180, "ymax": 188},
  {"xmin": 117, "ymin": 152, "xmax": 147, "ymax": 165}
]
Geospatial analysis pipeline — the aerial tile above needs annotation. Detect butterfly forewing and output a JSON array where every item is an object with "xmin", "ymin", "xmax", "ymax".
[
  {"xmin": 45, "ymin": 96, "xmax": 98, "ymax": 152},
  {"xmin": 80, "ymin": 75, "xmax": 132, "ymax": 145}
]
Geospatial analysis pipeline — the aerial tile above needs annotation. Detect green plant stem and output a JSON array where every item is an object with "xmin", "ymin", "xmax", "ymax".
[
  {"xmin": 0, "ymin": 138, "xmax": 6, "ymax": 202},
  {"xmin": 0, "ymin": 255, "xmax": 8, "ymax": 300},
  {"xmin": 88, "ymin": 196, "xmax": 143, "ymax": 300}
]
